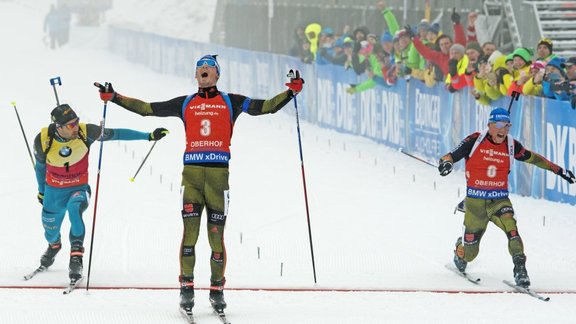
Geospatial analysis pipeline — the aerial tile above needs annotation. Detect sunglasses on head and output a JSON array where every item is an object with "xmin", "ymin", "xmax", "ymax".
[
  {"xmin": 59, "ymin": 119, "xmax": 80, "ymax": 129},
  {"xmin": 196, "ymin": 59, "xmax": 217, "ymax": 68},
  {"xmin": 493, "ymin": 121, "xmax": 511, "ymax": 129}
]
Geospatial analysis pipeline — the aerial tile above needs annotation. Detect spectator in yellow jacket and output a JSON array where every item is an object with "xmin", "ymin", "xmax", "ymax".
[{"xmin": 304, "ymin": 23, "xmax": 322, "ymax": 59}]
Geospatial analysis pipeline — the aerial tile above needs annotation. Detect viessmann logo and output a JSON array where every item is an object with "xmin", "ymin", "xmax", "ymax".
[
  {"xmin": 479, "ymin": 148, "xmax": 508, "ymax": 157},
  {"xmin": 190, "ymin": 103, "xmax": 227, "ymax": 110}
]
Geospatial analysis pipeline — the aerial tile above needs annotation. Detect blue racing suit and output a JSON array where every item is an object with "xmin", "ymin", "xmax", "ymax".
[{"xmin": 34, "ymin": 123, "xmax": 150, "ymax": 246}]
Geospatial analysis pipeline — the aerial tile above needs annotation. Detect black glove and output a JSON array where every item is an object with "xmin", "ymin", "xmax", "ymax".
[
  {"xmin": 438, "ymin": 159, "xmax": 453, "ymax": 176},
  {"xmin": 94, "ymin": 82, "xmax": 116, "ymax": 102},
  {"xmin": 37, "ymin": 192, "xmax": 44, "ymax": 205},
  {"xmin": 149, "ymin": 128, "xmax": 169, "ymax": 141},
  {"xmin": 448, "ymin": 59, "xmax": 458, "ymax": 76},
  {"xmin": 451, "ymin": 7, "xmax": 461, "ymax": 24},
  {"xmin": 403, "ymin": 66, "xmax": 412, "ymax": 75},
  {"xmin": 404, "ymin": 24, "xmax": 414, "ymax": 38},
  {"xmin": 558, "ymin": 168, "xmax": 575, "ymax": 184}
]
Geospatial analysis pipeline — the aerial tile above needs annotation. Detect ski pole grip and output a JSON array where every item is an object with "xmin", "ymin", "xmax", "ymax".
[{"xmin": 50, "ymin": 77, "xmax": 62, "ymax": 86}]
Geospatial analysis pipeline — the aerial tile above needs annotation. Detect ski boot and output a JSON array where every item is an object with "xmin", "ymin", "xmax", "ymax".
[
  {"xmin": 68, "ymin": 244, "xmax": 84, "ymax": 281},
  {"xmin": 513, "ymin": 254, "xmax": 530, "ymax": 288},
  {"xmin": 179, "ymin": 276, "xmax": 195, "ymax": 310},
  {"xmin": 209, "ymin": 279, "xmax": 227, "ymax": 310},
  {"xmin": 40, "ymin": 240, "xmax": 62, "ymax": 268},
  {"xmin": 453, "ymin": 237, "xmax": 467, "ymax": 273}
]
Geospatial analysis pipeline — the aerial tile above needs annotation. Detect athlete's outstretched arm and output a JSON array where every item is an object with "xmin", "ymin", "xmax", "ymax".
[
  {"xmin": 515, "ymin": 141, "xmax": 575, "ymax": 183},
  {"xmin": 239, "ymin": 91, "xmax": 294, "ymax": 116}
]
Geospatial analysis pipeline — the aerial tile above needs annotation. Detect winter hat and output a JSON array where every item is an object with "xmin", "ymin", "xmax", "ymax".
[
  {"xmin": 487, "ymin": 50, "xmax": 503, "ymax": 65},
  {"xmin": 488, "ymin": 107, "xmax": 511, "ymax": 123},
  {"xmin": 342, "ymin": 37, "xmax": 354, "ymax": 48},
  {"xmin": 465, "ymin": 41, "xmax": 482, "ymax": 55},
  {"xmin": 505, "ymin": 53, "xmax": 514, "ymax": 63},
  {"xmin": 530, "ymin": 61, "xmax": 546, "ymax": 70},
  {"xmin": 51, "ymin": 104, "xmax": 78, "ymax": 125},
  {"xmin": 546, "ymin": 57, "xmax": 568, "ymax": 78},
  {"xmin": 380, "ymin": 31, "xmax": 393, "ymax": 43},
  {"xmin": 562, "ymin": 57, "xmax": 576, "ymax": 68},
  {"xmin": 353, "ymin": 26, "xmax": 370, "ymax": 39},
  {"xmin": 417, "ymin": 20, "xmax": 430, "ymax": 31},
  {"xmin": 429, "ymin": 23, "xmax": 440, "ymax": 34},
  {"xmin": 450, "ymin": 43, "xmax": 465, "ymax": 55},
  {"xmin": 196, "ymin": 54, "xmax": 220, "ymax": 76},
  {"xmin": 492, "ymin": 55, "xmax": 508, "ymax": 71},
  {"xmin": 537, "ymin": 38, "xmax": 553, "ymax": 53},
  {"xmin": 322, "ymin": 27, "xmax": 334, "ymax": 36},
  {"xmin": 512, "ymin": 47, "xmax": 533, "ymax": 64},
  {"xmin": 396, "ymin": 29, "xmax": 408, "ymax": 40}
]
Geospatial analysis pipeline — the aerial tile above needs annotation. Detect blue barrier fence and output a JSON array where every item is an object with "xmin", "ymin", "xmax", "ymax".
[{"xmin": 108, "ymin": 26, "xmax": 576, "ymax": 205}]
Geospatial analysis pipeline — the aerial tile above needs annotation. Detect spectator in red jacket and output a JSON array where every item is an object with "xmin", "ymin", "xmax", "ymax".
[{"xmin": 410, "ymin": 8, "xmax": 466, "ymax": 77}]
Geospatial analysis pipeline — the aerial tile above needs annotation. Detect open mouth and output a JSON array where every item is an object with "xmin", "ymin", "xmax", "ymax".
[{"xmin": 201, "ymin": 72, "xmax": 208, "ymax": 78}]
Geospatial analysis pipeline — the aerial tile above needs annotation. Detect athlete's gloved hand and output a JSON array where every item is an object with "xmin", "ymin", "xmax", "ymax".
[
  {"xmin": 285, "ymin": 70, "xmax": 305, "ymax": 94},
  {"xmin": 149, "ymin": 128, "xmax": 169, "ymax": 141},
  {"xmin": 438, "ymin": 159, "xmax": 453, "ymax": 176},
  {"xmin": 37, "ymin": 192, "xmax": 44, "ymax": 205},
  {"xmin": 558, "ymin": 168, "xmax": 575, "ymax": 184},
  {"xmin": 94, "ymin": 82, "xmax": 116, "ymax": 102}
]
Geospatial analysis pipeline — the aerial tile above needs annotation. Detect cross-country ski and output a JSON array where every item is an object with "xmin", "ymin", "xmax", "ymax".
[{"xmin": 503, "ymin": 280, "xmax": 551, "ymax": 302}]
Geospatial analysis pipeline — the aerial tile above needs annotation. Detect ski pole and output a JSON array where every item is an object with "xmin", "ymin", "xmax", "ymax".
[
  {"xmin": 399, "ymin": 148, "xmax": 437, "ymax": 168},
  {"xmin": 10, "ymin": 101, "xmax": 35, "ymax": 170},
  {"xmin": 50, "ymin": 76, "xmax": 62, "ymax": 106},
  {"xmin": 289, "ymin": 70, "xmax": 317, "ymax": 284},
  {"xmin": 86, "ymin": 87, "xmax": 110, "ymax": 291},
  {"xmin": 507, "ymin": 90, "xmax": 520, "ymax": 113},
  {"xmin": 129, "ymin": 141, "xmax": 158, "ymax": 182}
]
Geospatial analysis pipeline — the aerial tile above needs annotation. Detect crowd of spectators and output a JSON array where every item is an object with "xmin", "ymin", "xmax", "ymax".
[{"xmin": 288, "ymin": 1, "xmax": 576, "ymax": 109}]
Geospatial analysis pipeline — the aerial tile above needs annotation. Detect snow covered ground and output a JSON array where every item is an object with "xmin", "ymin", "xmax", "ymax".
[{"xmin": 1, "ymin": 1, "xmax": 575, "ymax": 323}]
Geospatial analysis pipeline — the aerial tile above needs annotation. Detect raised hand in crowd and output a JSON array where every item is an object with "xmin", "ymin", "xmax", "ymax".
[
  {"xmin": 451, "ymin": 7, "xmax": 461, "ymax": 24},
  {"xmin": 404, "ymin": 25, "xmax": 415, "ymax": 39},
  {"xmin": 468, "ymin": 12, "xmax": 478, "ymax": 27},
  {"xmin": 517, "ymin": 70, "xmax": 530, "ymax": 86}
]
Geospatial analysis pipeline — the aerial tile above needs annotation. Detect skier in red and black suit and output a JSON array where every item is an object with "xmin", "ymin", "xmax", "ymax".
[
  {"xmin": 438, "ymin": 107, "xmax": 574, "ymax": 288},
  {"xmin": 94, "ymin": 54, "xmax": 304, "ymax": 313}
]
